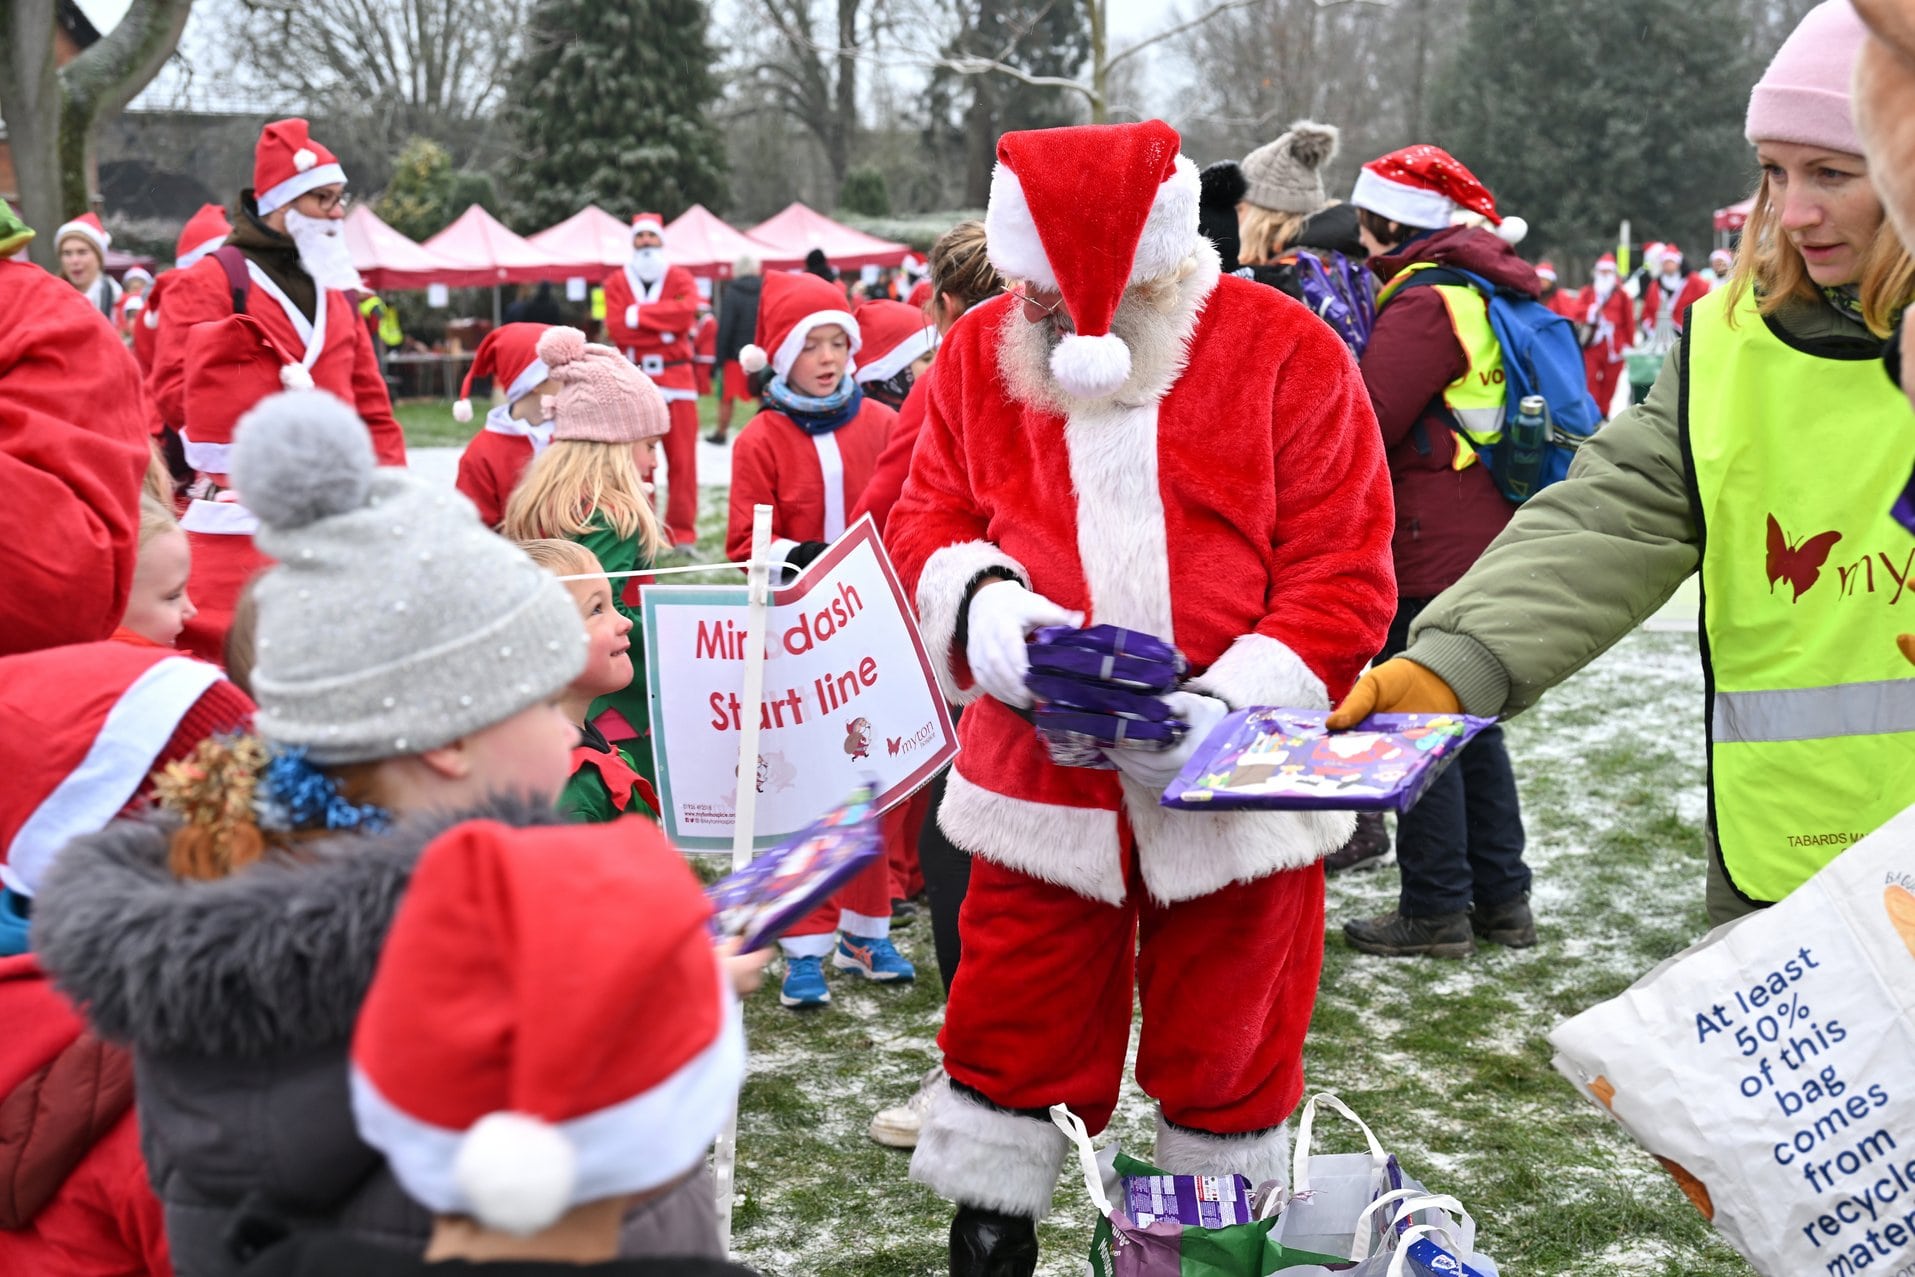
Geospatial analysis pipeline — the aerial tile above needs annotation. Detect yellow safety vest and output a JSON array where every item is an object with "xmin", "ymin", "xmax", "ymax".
[
  {"xmin": 1681, "ymin": 287, "xmax": 1915, "ymax": 904},
  {"xmin": 1378, "ymin": 261, "xmax": 1503, "ymax": 472}
]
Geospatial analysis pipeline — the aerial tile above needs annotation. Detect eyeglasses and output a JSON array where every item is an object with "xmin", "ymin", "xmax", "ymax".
[
  {"xmin": 1003, "ymin": 284, "xmax": 1064, "ymax": 319},
  {"xmin": 298, "ymin": 188, "xmax": 353, "ymax": 215}
]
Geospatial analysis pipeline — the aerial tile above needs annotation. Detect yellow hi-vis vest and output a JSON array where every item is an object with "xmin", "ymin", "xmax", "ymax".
[
  {"xmin": 1680, "ymin": 287, "xmax": 1915, "ymax": 904},
  {"xmin": 1378, "ymin": 261, "xmax": 1505, "ymax": 472}
]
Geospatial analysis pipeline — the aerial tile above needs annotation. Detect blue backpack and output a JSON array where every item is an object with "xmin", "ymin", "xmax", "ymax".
[{"xmin": 1391, "ymin": 265, "xmax": 1602, "ymax": 503}]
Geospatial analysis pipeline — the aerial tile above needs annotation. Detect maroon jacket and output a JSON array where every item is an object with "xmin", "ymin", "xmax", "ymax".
[{"xmin": 1359, "ymin": 226, "xmax": 1534, "ymax": 599}]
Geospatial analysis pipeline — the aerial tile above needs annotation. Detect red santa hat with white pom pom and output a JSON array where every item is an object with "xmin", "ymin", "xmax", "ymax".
[
  {"xmin": 984, "ymin": 119, "xmax": 1201, "ymax": 400},
  {"xmin": 738, "ymin": 270, "xmax": 861, "ymax": 380},
  {"xmin": 1351, "ymin": 144, "xmax": 1527, "ymax": 246},
  {"xmin": 452, "ymin": 323, "xmax": 553, "ymax": 423},
  {"xmin": 348, "ymin": 819, "xmax": 744, "ymax": 1238},
  {"xmin": 181, "ymin": 314, "xmax": 315, "ymax": 484},
  {"xmin": 253, "ymin": 119, "xmax": 347, "ymax": 218}
]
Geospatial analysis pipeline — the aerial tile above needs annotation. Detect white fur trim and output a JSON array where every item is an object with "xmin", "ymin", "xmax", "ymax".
[
  {"xmin": 770, "ymin": 308, "xmax": 860, "ymax": 379},
  {"xmin": 1154, "ymin": 1111, "xmax": 1291, "ymax": 1184},
  {"xmin": 505, "ymin": 357, "xmax": 551, "ymax": 406},
  {"xmin": 630, "ymin": 215, "xmax": 664, "ymax": 238},
  {"xmin": 984, "ymin": 163, "xmax": 1053, "ymax": 287},
  {"xmin": 176, "ymin": 235, "xmax": 227, "ymax": 270},
  {"xmin": 855, "ymin": 323, "xmax": 937, "ymax": 385},
  {"xmin": 1350, "ymin": 167, "xmax": 1454, "ymax": 231},
  {"xmin": 1129, "ymin": 154, "xmax": 1202, "ymax": 284},
  {"xmin": 453, "ymin": 399, "xmax": 474, "ymax": 423},
  {"xmin": 738, "ymin": 344, "xmax": 768, "ymax": 375},
  {"xmin": 1065, "ymin": 399, "xmax": 1172, "ymax": 639},
  {"xmin": 455, "ymin": 1113, "xmax": 577, "ymax": 1236},
  {"xmin": 3, "ymin": 657, "xmax": 224, "ymax": 897},
  {"xmin": 913, "ymin": 539, "xmax": 1030, "ymax": 705},
  {"xmin": 54, "ymin": 219, "xmax": 109, "ymax": 256},
  {"xmin": 812, "ymin": 433, "xmax": 847, "ymax": 540},
  {"xmin": 143, "ymin": 303, "xmax": 162, "ymax": 330},
  {"xmin": 1184, "ymin": 632, "xmax": 1329, "ymax": 712},
  {"xmin": 986, "ymin": 153, "xmax": 1201, "ymax": 290},
  {"xmin": 1051, "ymin": 333, "xmax": 1132, "ymax": 400},
  {"xmin": 179, "ymin": 430, "xmax": 233, "ymax": 476},
  {"xmin": 256, "ymin": 162, "xmax": 347, "ymax": 217},
  {"xmin": 909, "ymin": 1080, "xmax": 1071, "ymax": 1217},
  {"xmin": 279, "ymin": 363, "xmax": 314, "ymax": 390},
  {"xmin": 938, "ymin": 770, "xmax": 1125, "ymax": 905},
  {"xmin": 178, "ymin": 498, "xmax": 259, "ymax": 536},
  {"xmin": 1126, "ymin": 781, "xmax": 1351, "ymax": 904}
]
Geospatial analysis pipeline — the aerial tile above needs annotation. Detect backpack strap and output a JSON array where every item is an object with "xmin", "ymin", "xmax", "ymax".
[
  {"xmin": 1385, "ymin": 264, "xmax": 1490, "ymax": 303},
  {"xmin": 210, "ymin": 245, "xmax": 252, "ymax": 314}
]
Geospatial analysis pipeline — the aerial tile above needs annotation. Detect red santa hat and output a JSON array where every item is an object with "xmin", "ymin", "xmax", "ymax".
[
  {"xmin": 738, "ymin": 271, "xmax": 860, "ymax": 380},
  {"xmin": 1660, "ymin": 244, "xmax": 1684, "ymax": 265},
  {"xmin": 53, "ymin": 211, "xmax": 110, "ymax": 260},
  {"xmin": 182, "ymin": 315, "xmax": 313, "ymax": 483},
  {"xmin": 851, "ymin": 299, "xmax": 937, "ymax": 386},
  {"xmin": 630, "ymin": 212, "xmax": 665, "ymax": 242},
  {"xmin": 254, "ymin": 119, "xmax": 347, "ymax": 218},
  {"xmin": 349, "ymin": 819, "xmax": 744, "ymax": 1236},
  {"xmin": 453, "ymin": 323, "xmax": 554, "ymax": 423},
  {"xmin": 906, "ymin": 278, "xmax": 933, "ymax": 311},
  {"xmin": 1535, "ymin": 260, "xmax": 1558, "ymax": 282},
  {"xmin": 175, "ymin": 203, "xmax": 233, "ymax": 269},
  {"xmin": 1352, "ymin": 145, "xmax": 1527, "ymax": 246},
  {"xmin": 0, "ymin": 643, "xmax": 253, "ymax": 898},
  {"xmin": 985, "ymin": 120, "xmax": 1199, "ymax": 400},
  {"xmin": 1594, "ymin": 253, "xmax": 1619, "ymax": 272}
]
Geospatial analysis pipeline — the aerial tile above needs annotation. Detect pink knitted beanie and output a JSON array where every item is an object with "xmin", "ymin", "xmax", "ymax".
[
  {"xmin": 1747, "ymin": 0, "xmax": 1867, "ymax": 154},
  {"xmin": 537, "ymin": 326, "xmax": 671, "ymax": 444}
]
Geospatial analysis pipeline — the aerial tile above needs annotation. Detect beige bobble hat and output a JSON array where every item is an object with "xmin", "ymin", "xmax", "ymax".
[{"xmin": 1240, "ymin": 120, "xmax": 1340, "ymax": 215}]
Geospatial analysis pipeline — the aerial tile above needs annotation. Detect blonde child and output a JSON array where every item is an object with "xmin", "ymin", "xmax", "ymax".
[
  {"xmin": 519, "ymin": 538, "xmax": 660, "ymax": 823},
  {"xmin": 502, "ymin": 326, "xmax": 670, "ymax": 785},
  {"xmin": 115, "ymin": 495, "xmax": 197, "ymax": 648}
]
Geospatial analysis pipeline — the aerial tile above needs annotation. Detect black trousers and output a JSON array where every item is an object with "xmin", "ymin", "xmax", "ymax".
[{"xmin": 919, "ymin": 707, "xmax": 971, "ymax": 993}]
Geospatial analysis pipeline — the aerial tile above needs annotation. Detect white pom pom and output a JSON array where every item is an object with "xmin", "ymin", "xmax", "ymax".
[
  {"xmin": 143, "ymin": 304, "xmax": 161, "ymax": 330},
  {"xmin": 1050, "ymin": 333, "xmax": 1131, "ymax": 399},
  {"xmin": 279, "ymin": 363, "xmax": 314, "ymax": 390},
  {"xmin": 453, "ymin": 398, "xmax": 474, "ymax": 423},
  {"xmin": 738, "ymin": 344, "xmax": 768, "ymax": 375},
  {"xmin": 230, "ymin": 390, "xmax": 375, "ymax": 530},
  {"xmin": 294, "ymin": 147, "xmax": 318, "ymax": 173},
  {"xmin": 455, "ymin": 1112, "xmax": 577, "ymax": 1237},
  {"xmin": 1496, "ymin": 215, "xmax": 1529, "ymax": 246}
]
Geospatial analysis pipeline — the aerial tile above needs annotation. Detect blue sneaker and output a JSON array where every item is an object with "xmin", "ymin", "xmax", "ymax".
[
  {"xmin": 780, "ymin": 955, "xmax": 831, "ymax": 1008},
  {"xmin": 834, "ymin": 934, "xmax": 916, "ymax": 983}
]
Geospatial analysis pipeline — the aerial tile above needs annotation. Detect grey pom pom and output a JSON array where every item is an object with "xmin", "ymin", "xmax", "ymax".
[
  {"xmin": 230, "ymin": 390, "xmax": 375, "ymax": 530},
  {"xmin": 1284, "ymin": 121, "xmax": 1340, "ymax": 171}
]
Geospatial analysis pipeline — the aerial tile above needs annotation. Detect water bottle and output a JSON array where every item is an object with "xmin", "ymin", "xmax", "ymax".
[{"xmin": 1501, "ymin": 394, "xmax": 1550, "ymax": 501}]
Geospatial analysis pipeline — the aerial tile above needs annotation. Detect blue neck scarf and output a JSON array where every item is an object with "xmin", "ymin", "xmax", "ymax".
[{"xmin": 764, "ymin": 374, "xmax": 863, "ymax": 435}]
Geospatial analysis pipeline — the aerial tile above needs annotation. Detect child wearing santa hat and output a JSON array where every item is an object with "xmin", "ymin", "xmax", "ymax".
[
  {"xmin": 116, "ymin": 495, "xmax": 198, "ymax": 649},
  {"xmin": 54, "ymin": 212, "xmax": 122, "ymax": 319},
  {"xmin": 851, "ymin": 297, "xmax": 938, "ymax": 410},
  {"xmin": 452, "ymin": 322, "xmax": 559, "ymax": 528},
  {"xmin": 502, "ymin": 327, "xmax": 670, "ymax": 785}
]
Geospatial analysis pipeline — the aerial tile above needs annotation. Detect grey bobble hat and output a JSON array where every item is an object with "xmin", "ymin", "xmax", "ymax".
[
  {"xmin": 1241, "ymin": 120, "xmax": 1340, "ymax": 215},
  {"xmin": 229, "ymin": 390, "xmax": 587, "ymax": 764}
]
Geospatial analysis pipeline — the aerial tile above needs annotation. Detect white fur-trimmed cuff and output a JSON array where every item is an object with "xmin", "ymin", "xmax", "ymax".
[
  {"xmin": 1154, "ymin": 1110, "xmax": 1291, "ymax": 1185},
  {"xmin": 939, "ymin": 770, "xmax": 1125, "ymax": 905},
  {"xmin": 1124, "ymin": 782, "xmax": 1351, "ymax": 904},
  {"xmin": 914, "ymin": 540, "xmax": 1029, "ymax": 705},
  {"xmin": 1185, "ymin": 633, "xmax": 1329, "ymax": 712},
  {"xmin": 910, "ymin": 1083, "xmax": 1070, "ymax": 1218}
]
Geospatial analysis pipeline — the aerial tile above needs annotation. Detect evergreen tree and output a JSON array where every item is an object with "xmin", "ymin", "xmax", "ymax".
[
  {"xmin": 504, "ymin": 0, "xmax": 729, "ymax": 229},
  {"xmin": 377, "ymin": 138, "xmax": 498, "ymax": 241},
  {"xmin": 1432, "ymin": 0, "xmax": 1756, "ymax": 274}
]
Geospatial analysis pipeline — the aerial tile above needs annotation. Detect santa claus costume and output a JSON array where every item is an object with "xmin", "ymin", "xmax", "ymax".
[
  {"xmin": 1537, "ymin": 261, "xmax": 1582, "ymax": 321},
  {"xmin": 53, "ymin": 213, "xmax": 122, "ymax": 319},
  {"xmin": 693, "ymin": 304, "xmax": 718, "ymax": 397},
  {"xmin": 852, "ymin": 297, "xmax": 939, "ymax": 411},
  {"xmin": 602, "ymin": 213, "xmax": 702, "ymax": 546},
  {"xmin": 884, "ymin": 120, "xmax": 1394, "ymax": 1273},
  {"xmin": 1638, "ymin": 243, "xmax": 1713, "ymax": 349},
  {"xmin": 135, "ymin": 204, "xmax": 234, "ymax": 382},
  {"xmin": 451, "ymin": 323, "xmax": 555, "ymax": 528},
  {"xmin": 147, "ymin": 120, "xmax": 404, "ymax": 469},
  {"xmin": 1578, "ymin": 253, "xmax": 1635, "ymax": 417}
]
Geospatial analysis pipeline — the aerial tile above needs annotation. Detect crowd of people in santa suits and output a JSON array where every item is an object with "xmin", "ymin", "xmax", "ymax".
[{"xmin": 2, "ymin": 0, "xmax": 1913, "ymax": 1273}]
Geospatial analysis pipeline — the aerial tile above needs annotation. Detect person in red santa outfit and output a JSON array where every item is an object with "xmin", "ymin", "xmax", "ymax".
[
  {"xmin": 135, "ymin": 204, "xmax": 234, "ymax": 381},
  {"xmin": 884, "ymin": 120, "xmax": 1395, "ymax": 1274},
  {"xmin": 1578, "ymin": 253, "xmax": 1635, "ymax": 417},
  {"xmin": 451, "ymin": 323, "xmax": 558, "ymax": 528},
  {"xmin": 851, "ymin": 297, "xmax": 939, "ymax": 412},
  {"xmin": 148, "ymin": 119, "xmax": 404, "ymax": 470},
  {"xmin": 1536, "ymin": 260, "xmax": 1582, "ymax": 320},
  {"xmin": 1638, "ymin": 242, "xmax": 1714, "ymax": 350},
  {"xmin": 602, "ymin": 213, "xmax": 702, "ymax": 547},
  {"xmin": 54, "ymin": 212, "xmax": 122, "ymax": 319}
]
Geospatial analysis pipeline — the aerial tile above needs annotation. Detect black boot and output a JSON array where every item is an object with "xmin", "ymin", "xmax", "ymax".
[
  {"xmin": 950, "ymin": 1204, "xmax": 1039, "ymax": 1277},
  {"xmin": 1323, "ymin": 811, "xmax": 1391, "ymax": 873},
  {"xmin": 1471, "ymin": 892, "xmax": 1537, "ymax": 948},
  {"xmin": 1343, "ymin": 908, "xmax": 1476, "ymax": 958}
]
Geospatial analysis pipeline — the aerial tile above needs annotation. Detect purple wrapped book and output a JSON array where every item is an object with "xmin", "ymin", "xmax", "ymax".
[
  {"xmin": 1160, "ymin": 709, "xmax": 1494, "ymax": 813},
  {"xmin": 707, "ymin": 783, "xmax": 881, "ymax": 952}
]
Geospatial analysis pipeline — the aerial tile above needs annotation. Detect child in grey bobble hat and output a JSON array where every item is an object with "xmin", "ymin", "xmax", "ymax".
[{"xmin": 231, "ymin": 389, "xmax": 587, "ymax": 770}]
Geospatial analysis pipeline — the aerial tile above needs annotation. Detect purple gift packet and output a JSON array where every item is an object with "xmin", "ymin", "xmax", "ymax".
[
  {"xmin": 1028, "ymin": 625, "xmax": 1186, "ymax": 692},
  {"xmin": 1160, "ymin": 709, "xmax": 1494, "ymax": 814},
  {"xmin": 707, "ymin": 783, "xmax": 881, "ymax": 952},
  {"xmin": 1123, "ymin": 1172, "xmax": 1256, "ymax": 1229}
]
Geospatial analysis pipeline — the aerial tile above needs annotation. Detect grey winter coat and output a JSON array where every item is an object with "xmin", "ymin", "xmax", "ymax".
[{"xmin": 31, "ymin": 799, "xmax": 723, "ymax": 1277}]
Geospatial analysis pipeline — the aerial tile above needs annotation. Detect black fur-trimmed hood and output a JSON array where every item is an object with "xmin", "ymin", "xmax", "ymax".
[{"xmin": 33, "ymin": 795, "xmax": 566, "ymax": 1060}]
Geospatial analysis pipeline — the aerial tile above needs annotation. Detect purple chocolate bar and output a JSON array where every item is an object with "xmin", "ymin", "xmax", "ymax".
[
  {"xmin": 708, "ymin": 784, "xmax": 881, "ymax": 952},
  {"xmin": 1160, "ymin": 709, "xmax": 1494, "ymax": 813},
  {"xmin": 1026, "ymin": 673, "xmax": 1176, "ymax": 720},
  {"xmin": 1122, "ymin": 1172, "xmax": 1255, "ymax": 1230},
  {"xmin": 1028, "ymin": 625, "xmax": 1186, "ymax": 692}
]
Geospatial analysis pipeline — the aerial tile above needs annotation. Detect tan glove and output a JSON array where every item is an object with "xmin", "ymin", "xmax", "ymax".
[{"xmin": 1327, "ymin": 658, "xmax": 1463, "ymax": 730}]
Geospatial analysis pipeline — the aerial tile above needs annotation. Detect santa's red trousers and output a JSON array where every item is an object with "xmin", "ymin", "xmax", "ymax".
[
  {"xmin": 1584, "ymin": 351, "xmax": 1624, "ymax": 419},
  {"xmin": 941, "ymin": 831, "xmax": 1325, "ymax": 1136},
  {"xmin": 662, "ymin": 398, "xmax": 700, "ymax": 546},
  {"xmin": 778, "ymin": 854, "xmax": 896, "ymax": 952}
]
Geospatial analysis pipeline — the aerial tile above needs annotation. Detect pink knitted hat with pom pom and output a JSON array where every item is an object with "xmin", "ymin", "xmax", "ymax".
[{"xmin": 538, "ymin": 327, "xmax": 671, "ymax": 443}]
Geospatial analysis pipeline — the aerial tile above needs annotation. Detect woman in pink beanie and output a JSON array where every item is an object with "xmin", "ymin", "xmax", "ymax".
[
  {"xmin": 1331, "ymin": 0, "xmax": 1915, "ymax": 929},
  {"xmin": 503, "ymin": 326, "xmax": 672, "ymax": 785}
]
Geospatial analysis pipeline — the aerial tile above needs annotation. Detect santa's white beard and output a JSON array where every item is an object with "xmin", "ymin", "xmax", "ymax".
[
  {"xmin": 285, "ymin": 210, "xmax": 364, "ymax": 292},
  {"xmin": 631, "ymin": 246, "xmax": 667, "ymax": 284},
  {"xmin": 1660, "ymin": 269, "xmax": 1683, "ymax": 287},
  {"xmin": 995, "ymin": 271, "xmax": 1192, "ymax": 413},
  {"xmin": 1594, "ymin": 276, "xmax": 1617, "ymax": 302}
]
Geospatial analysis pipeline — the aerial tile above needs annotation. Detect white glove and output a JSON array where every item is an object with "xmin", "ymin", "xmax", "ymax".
[
  {"xmin": 625, "ymin": 304, "xmax": 639, "ymax": 328},
  {"xmin": 1108, "ymin": 691, "xmax": 1229, "ymax": 791},
  {"xmin": 965, "ymin": 581, "xmax": 1082, "ymax": 709}
]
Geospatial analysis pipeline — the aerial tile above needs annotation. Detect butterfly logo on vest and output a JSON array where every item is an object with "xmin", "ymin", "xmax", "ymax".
[{"xmin": 1766, "ymin": 515, "xmax": 1842, "ymax": 602}]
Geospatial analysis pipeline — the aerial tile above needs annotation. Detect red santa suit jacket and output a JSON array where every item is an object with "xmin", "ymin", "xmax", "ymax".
[
  {"xmin": 885, "ymin": 256, "xmax": 1396, "ymax": 906},
  {"xmin": 454, "ymin": 408, "xmax": 553, "ymax": 529},
  {"xmin": 850, "ymin": 373, "xmax": 930, "ymax": 537},
  {"xmin": 726, "ymin": 397, "xmax": 895, "ymax": 563},
  {"xmin": 148, "ymin": 254, "xmax": 405, "ymax": 465},
  {"xmin": 1639, "ymin": 272, "xmax": 1712, "ymax": 335},
  {"xmin": 693, "ymin": 311, "xmax": 718, "ymax": 395},
  {"xmin": 602, "ymin": 264, "xmax": 701, "ymax": 403},
  {"xmin": 178, "ymin": 499, "xmax": 271, "ymax": 668},
  {"xmin": 1578, "ymin": 285, "xmax": 1635, "ymax": 364},
  {"xmin": 131, "ymin": 274, "xmax": 166, "ymax": 379}
]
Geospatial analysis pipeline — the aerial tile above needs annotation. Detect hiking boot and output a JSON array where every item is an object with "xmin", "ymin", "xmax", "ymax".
[
  {"xmin": 1471, "ymin": 893, "xmax": 1538, "ymax": 948},
  {"xmin": 869, "ymin": 1064, "xmax": 945, "ymax": 1149},
  {"xmin": 1323, "ymin": 812, "xmax": 1391, "ymax": 874},
  {"xmin": 779, "ymin": 955, "xmax": 831, "ymax": 1008},
  {"xmin": 1343, "ymin": 909, "xmax": 1476, "ymax": 958},
  {"xmin": 950, "ymin": 1204, "xmax": 1039, "ymax": 1277},
  {"xmin": 834, "ymin": 934, "xmax": 917, "ymax": 982},
  {"xmin": 891, "ymin": 896, "xmax": 920, "ymax": 926}
]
